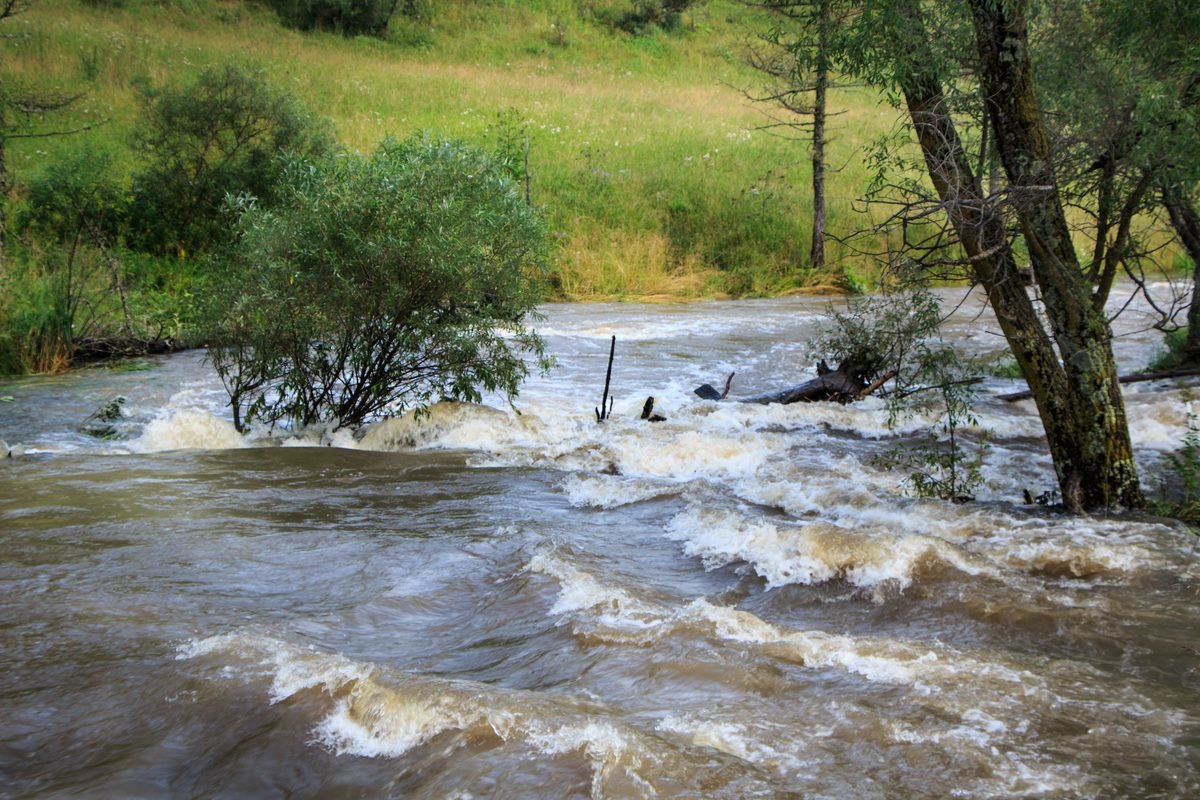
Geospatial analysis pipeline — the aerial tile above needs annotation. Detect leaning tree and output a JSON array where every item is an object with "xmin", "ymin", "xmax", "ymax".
[{"xmin": 836, "ymin": 0, "xmax": 1143, "ymax": 511}]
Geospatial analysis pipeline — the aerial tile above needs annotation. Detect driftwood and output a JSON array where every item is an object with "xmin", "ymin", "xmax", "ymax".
[
  {"xmin": 596, "ymin": 335, "xmax": 616, "ymax": 422},
  {"xmin": 72, "ymin": 336, "xmax": 189, "ymax": 363},
  {"xmin": 640, "ymin": 396, "xmax": 667, "ymax": 422},
  {"xmin": 998, "ymin": 366, "xmax": 1200, "ymax": 402},
  {"xmin": 695, "ymin": 361, "xmax": 892, "ymax": 405},
  {"xmin": 857, "ymin": 370, "xmax": 900, "ymax": 400}
]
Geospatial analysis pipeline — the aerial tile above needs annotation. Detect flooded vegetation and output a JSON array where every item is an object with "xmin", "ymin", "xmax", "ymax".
[{"xmin": 2, "ymin": 290, "xmax": 1197, "ymax": 798}]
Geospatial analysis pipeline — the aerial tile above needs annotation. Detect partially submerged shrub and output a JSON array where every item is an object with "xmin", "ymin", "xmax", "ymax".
[
  {"xmin": 807, "ymin": 287, "xmax": 945, "ymax": 387},
  {"xmin": 812, "ymin": 287, "xmax": 989, "ymax": 501},
  {"xmin": 203, "ymin": 134, "xmax": 551, "ymax": 432},
  {"xmin": 1149, "ymin": 327, "xmax": 1192, "ymax": 371},
  {"xmin": 1152, "ymin": 412, "xmax": 1200, "ymax": 530}
]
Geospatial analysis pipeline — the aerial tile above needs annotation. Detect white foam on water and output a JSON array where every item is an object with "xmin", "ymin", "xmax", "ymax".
[
  {"xmin": 180, "ymin": 632, "xmax": 509, "ymax": 759},
  {"xmin": 528, "ymin": 550, "xmax": 670, "ymax": 632},
  {"xmin": 528, "ymin": 550, "xmax": 1021, "ymax": 690},
  {"xmin": 524, "ymin": 718, "xmax": 632, "ymax": 762},
  {"xmin": 682, "ymin": 599, "xmax": 953, "ymax": 686},
  {"xmin": 966, "ymin": 514, "xmax": 1189, "ymax": 579},
  {"xmin": 1002, "ymin": 534, "xmax": 1157, "ymax": 578},
  {"xmin": 1126, "ymin": 391, "xmax": 1199, "ymax": 451},
  {"xmin": 663, "ymin": 504, "xmax": 985, "ymax": 592},
  {"xmin": 654, "ymin": 714, "xmax": 806, "ymax": 774},
  {"xmin": 177, "ymin": 629, "xmax": 749, "ymax": 796},
  {"xmin": 177, "ymin": 631, "xmax": 369, "ymax": 697},
  {"xmin": 313, "ymin": 680, "xmax": 482, "ymax": 758},
  {"xmin": 277, "ymin": 425, "xmax": 360, "ymax": 449},
  {"xmin": 132, "ymin": 409, "xmax": 247, "ymax": 452},
  {"xmin": 357, "ymin": 402, "xmax": 522, "ymax": 453},
  {"xmin": 559, "ymin": 474, "xmax": 680, "ymax": 509}
]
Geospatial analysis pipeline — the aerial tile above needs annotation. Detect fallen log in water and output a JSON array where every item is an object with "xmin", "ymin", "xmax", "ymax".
[
  {"xmin": 695, "ymin": 362, "xmax": 892, "ymax": 405},
  {"xmin": 997, "ymin": 366, "xmax": 1200, "ymax": 402}
]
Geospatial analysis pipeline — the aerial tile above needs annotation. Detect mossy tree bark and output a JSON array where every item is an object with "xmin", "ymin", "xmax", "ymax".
[
  {"xmin": 884, "ymin": 0, "xmax": 1143, "ymax": 512},
  {"xmin": 965, "ymin": 0, "xmax": 1142, "ymax": 511}
]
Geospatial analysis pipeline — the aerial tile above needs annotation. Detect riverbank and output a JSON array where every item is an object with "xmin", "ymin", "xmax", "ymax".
[{"xmin": 2, "ymin": 0, "xmax": 884, "ymax": 300}]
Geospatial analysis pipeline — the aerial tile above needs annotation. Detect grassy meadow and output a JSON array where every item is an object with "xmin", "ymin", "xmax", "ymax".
[{"xmin": 1, "ymin": 0, "xmax": 898, "ymax": 302}]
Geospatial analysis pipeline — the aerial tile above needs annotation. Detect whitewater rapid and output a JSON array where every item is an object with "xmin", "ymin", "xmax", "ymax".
[{"xmin": 2, "ymin": 287, "xmax": 1197, "ymax": 798}]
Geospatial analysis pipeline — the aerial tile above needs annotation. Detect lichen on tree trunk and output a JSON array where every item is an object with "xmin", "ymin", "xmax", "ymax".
[
  {"xmin": 966, "ymin": 0, "xmax": 1143, "ymax": 511},
  {"xmin": 885, "ymin": 0, "xmax": 1143, "ymax": 512}
]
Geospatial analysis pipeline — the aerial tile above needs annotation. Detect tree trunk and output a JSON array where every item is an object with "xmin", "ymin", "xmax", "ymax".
[
  {"xmin": 809, "ymin": 0, "xmax": 828, "ymax": 270},
  {"xmin": 967, "ymin": 0, "xmax": 1142, "ymax": 511},
  {"xmin": 1162, "ymin": 186, "xmax": 1200, "ymax": 356},
  {"xmin": 884, "ymin": 0, "xmax": 1141, "ymax": 512}
]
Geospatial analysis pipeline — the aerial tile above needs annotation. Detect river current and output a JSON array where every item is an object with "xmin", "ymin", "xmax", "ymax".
[{"xmin": 1, "ymin": 288, "xmax": 1197, "ymax": 798}]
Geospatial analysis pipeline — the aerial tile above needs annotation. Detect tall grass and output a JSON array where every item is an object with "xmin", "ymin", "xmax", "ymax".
[{"xmin": 3, "ymin": 0, "xmax": 896, "ymax": 300}]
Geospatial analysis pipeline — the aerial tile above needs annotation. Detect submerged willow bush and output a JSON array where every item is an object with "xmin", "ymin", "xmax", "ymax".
[{"xmin": 204, "ymin": 135, "xmax": 551, "ymax": 432}]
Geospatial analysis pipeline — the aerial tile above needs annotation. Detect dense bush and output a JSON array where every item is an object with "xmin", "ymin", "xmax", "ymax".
[
  {"xmin": 266, "ymin": 0, "xmax": 426, "ymax": 37},
  {"xmin": 127, "ymin": 64, "xmax": 333, "ymax": 258},
  {"xmin": 23, "ymin": 148, "xmax": 127, "ymax": 248},
  {"xmin": 612, "ymin": 0, "xmax": 700, "ymax": 32},
  {"xmin": 203, "ymin": 134, "xmax": 551, "ymax": 432},
  {"xmin": 16, "ymin": 149, "xmax": 133, "ymax": 356}
]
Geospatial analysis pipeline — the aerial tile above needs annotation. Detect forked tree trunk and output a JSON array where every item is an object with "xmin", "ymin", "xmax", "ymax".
[
  {"xmin": 888, "ymin": 0, "xmax": 1141, "ymax": 512},
  {"xmin": 966, "ymin": 0, "xmax": 1142, "ymax": 511}
]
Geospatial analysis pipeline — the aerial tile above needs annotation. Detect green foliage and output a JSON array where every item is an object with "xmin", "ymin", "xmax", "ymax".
[
  {"xmin": 812, "ymin": 286, "xmax": 988, "ymax": 501},
  {"xmin": 1151, "ymin": 413, "xmax": 1200, "ymax": 530},
  {"xmin": 0, "ymin": 259, "xmax": 76, "ymax": 374},
  {"xmin": 985, "ymin": 354, "xmax": 1023, "ymax": 379},
  {"xmin": 5, "ymin": 0, "xmax": 870, "ymax": 302},
  {"xmin": 807, "ymin": 287, "xmax": 943, "ymax": 386},
  {"xmin": 265, "ymin": 0, "xmax": 419, "ymax": 37},
  {"xmin": 127, "ymin": 64, "xmax": 334, "ymax": 258},
  {"xmin": 22, "ymin": 148, "xmax": 127, "ymax": 247},
  {"xmin": 611, "ymin": 0, "xmax": 701, "ymax": 33},
  {"xmin": 486, "ymin": 107, "xmax": 531, "ymax": 192},
  {"xmin": 874, "ymin": 343, "xmax": 989, "ymax": 503},
  {"xmin": 1149, "ymin": 327, "xmax": 1193, "ymax": 371},
  {"xmin": 79, "ymin": 395, "xmax": 127, "ymax": 439},
  {"xmin": 837, "ymin": 265, "xmax": 868, "ymax": 295},
  {"xmin": 15, "ymin": 148, "xmax": 133, "ymax": 353},
  {"xmin": 203, "ymin": 134, "xmax": 551, "ymax": 432}
]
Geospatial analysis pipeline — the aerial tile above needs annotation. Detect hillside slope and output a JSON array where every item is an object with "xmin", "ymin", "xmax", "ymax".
[{"xmin": 3, "ymin": 0, "xmax": 895, "ymax": 298}]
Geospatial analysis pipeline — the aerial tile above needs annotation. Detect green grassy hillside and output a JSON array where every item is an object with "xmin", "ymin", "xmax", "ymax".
[{"xmin": 2, "ymin": 0, "xmax": 893, "ymax": 300}]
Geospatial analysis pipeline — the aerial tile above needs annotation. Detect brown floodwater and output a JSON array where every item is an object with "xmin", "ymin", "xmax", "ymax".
[{"xmin": 1, "ymin": 289, "xmax": 1197, "ymax": 798}]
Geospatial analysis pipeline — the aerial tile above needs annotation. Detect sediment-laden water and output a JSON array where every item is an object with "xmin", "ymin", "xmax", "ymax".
[{"xmin": 1, "ymin": 288, "xmax": 1197, "ymax": 798}]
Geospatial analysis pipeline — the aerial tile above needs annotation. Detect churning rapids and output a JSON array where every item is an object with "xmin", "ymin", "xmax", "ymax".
[{"xmin": 1, "ymin": 288, "xmax": 1198, "ymax": 799}]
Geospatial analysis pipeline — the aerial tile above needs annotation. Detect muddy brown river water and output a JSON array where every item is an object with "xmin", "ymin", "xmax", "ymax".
[{"xmin": 1, "ymin": 289, "xmax": 1198, "ymax": 798}]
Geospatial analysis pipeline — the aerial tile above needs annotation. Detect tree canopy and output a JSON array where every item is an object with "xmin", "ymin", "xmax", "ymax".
[
  {"xmin": 127, "ymin": 64, "xmax": 334, "ymax": 258},
  {"xmin": 203, "ymin": 134, "xmax": 551, "ymax": 433}
]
